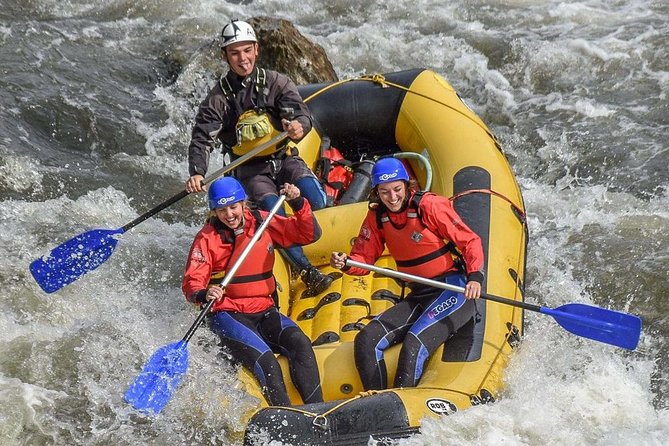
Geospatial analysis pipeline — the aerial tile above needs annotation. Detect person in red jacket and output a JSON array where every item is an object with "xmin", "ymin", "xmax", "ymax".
[
  {"xmin": 183, "ymin": 176, "xmax": 323, "ymax": 406},
  {"xmin": 330, "ymin": 157, "xmax": 485, "ymax": 390}
]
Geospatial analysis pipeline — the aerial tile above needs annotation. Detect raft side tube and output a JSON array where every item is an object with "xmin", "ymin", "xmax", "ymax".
[{"xmin": 243, "ymin": 392, "xmax": 415, "ymax": 446}]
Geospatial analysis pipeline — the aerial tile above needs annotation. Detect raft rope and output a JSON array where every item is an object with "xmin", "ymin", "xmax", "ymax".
[
  {"xmin": 269, "ymin": 389, "xmax": 399, "ymax": 429},
  {"xmin": 270, "ymin": 391, "xmax": 385, "ymax": 429},
  {"xmin": 451, "ymin": 187, "xmax": 528, "ymax": 396},
  {"xmin": 273, "ymin": 386, "xmax": 479, "ymax": 429},
  {"xmin": 304, "ymin": 73, "xmax": 499, "ymax": 145},
  {"xmin": 450, "ymin": 188, "xmax": 526, "ymax": 222},
  {"xmin": 300, "ymin": 72, "xmax": 529, "ymax": 406}
]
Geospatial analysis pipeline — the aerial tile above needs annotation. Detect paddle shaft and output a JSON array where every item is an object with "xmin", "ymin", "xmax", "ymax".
[
  {"xmin": 119, "ymin": 132, "xmax": 289, "ymax": 233},
  {"xmin": 181, "ymin": 194, "xmax": 287, "ymax": 343},
  {"xmin": 345, "ymin": 259, "xmax": 537, "ymax": 311},
  {"xmin": 347, "ymin": 259, "xmax": 643, "ymax": 350}
]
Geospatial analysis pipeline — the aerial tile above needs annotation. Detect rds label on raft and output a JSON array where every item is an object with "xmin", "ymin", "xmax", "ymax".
[{"xmin": 426, "ymin": 398, "xmax": 457, "ymax": 415}]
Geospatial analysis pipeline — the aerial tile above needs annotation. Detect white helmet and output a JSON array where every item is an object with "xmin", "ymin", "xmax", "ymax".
[{"xmin": 221, "ymin": 20, "xmax": 257, "ymax": 48}]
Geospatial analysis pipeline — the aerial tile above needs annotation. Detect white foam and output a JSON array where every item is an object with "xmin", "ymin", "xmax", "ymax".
[{"xmin": 1, "ymin": 0, "xmax": 667, "ymax": 444}]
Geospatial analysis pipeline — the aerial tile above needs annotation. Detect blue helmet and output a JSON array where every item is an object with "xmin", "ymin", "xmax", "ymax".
[
  {"xmin": 371, "ymin": 157, "xmax": 410, "ymax": 187},
  {"xmin": 208, "ymin": 177, "xmax": 247, "ymax": 210}
]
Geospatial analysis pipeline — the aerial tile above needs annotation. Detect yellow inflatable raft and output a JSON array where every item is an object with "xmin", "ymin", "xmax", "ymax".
[{"xmin": 241, "ymin": 68, "xmax": 528, "ymax": 445}]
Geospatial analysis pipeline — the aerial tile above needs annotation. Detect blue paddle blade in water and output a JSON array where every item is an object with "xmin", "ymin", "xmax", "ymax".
[
  {"xmin": 124, "ymin": 340, "xmax": 190, "ymax": 414},
  {"xmin": 542, "ymin": 303, "xmax": 642, "ymax": 350},
  {"xmin": 29, "ymin": 228, "xmax": 124, "ymax": 293}
]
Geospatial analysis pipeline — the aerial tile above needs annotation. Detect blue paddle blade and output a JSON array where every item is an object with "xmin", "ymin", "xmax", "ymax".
[
  {"xmin": 124, "ymin": 340, "xmax": 189, "ymax": 414},
  {"xmin": 29, "ymin": 228, "xmax": 124, "ymax": 293},
  {"xmin": 542, "ymin": 303, "xmax": 642, "ymax": 350}
]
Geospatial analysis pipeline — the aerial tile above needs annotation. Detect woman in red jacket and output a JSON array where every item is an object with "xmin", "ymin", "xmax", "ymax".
[
  {"xmin": 183, "ymin": 176, "xmax": 323, "ymax": 406},
  {"xmin": 330, "ymin": 158, "xmax": 485, "ymax": 390}
]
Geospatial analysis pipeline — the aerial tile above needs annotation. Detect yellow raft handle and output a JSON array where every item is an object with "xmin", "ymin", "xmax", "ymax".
[{"xmin": 392, "ymin": 151, "xmax": 433, "ymax": 191}]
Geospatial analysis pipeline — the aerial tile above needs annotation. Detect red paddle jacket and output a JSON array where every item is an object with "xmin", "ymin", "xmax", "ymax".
[
  {"xmin": 346, "ymin": 192, "xmax": 484, "ymax": 283},
  {"xmin": 182, "ymin": 197, "xmax": 320, "ymax": 313}
]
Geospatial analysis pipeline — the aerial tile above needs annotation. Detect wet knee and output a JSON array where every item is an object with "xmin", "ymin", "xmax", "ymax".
[
  {"xmin": 296, "ymin": 176, "xmax": 326, "ymax": 210},
  {"xmin": 257, "ymin": 351, "xmax": 284, "ymax": 386},
  {"xmin": 354, "ymin": 322, "xmax": 384, "ymax": 354},
  {"xmin": 283, "ymin": 329, "xmax": 315, "ymax": 358},
  {"xmin": 259, "ymin": 195, "xmax": 287, "ymax": 216},
  {"xmin": 401, "ymin": 332, "xmax": 422, "ymax": 351}
]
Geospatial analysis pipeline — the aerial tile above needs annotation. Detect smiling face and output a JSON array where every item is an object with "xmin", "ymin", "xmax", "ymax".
[
  {"xmin": 215, "ymin": 202, "xmax": 245, "ymax": 230},
  {"xmin": 222, "ymin": 41, "xmax": 258, "ymax": 77},
  {"xmin": 376, "ymin": 180, "xmax": 408, "ymax": 212}
]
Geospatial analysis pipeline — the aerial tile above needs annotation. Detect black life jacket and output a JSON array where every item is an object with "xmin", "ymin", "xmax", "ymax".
[{"xmin": 219, "ymin": 67, "xmax": 268, "ymax": 115}]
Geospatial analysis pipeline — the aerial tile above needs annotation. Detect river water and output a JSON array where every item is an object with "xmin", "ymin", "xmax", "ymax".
[{"xmin": 1, "ymin": 0, "xmax": 667, "ymax": 445}]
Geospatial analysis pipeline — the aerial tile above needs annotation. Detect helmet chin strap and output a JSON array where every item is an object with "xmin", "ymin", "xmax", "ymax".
[{"xmin": 232, "ymin": 215, "xmax": 246, "ymax": 234}]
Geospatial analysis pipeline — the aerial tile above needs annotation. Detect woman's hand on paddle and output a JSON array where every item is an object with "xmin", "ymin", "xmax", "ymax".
[
  {"xmin": 280, "ymin": 183, "xmax": 301, "ymax": 200},
  {"xmin": 206, "ymin": 286, "xmax": 225, "ymax": 302},
  {"xmin": 464, "ymin": 280, "xmax": 481, "ymax": 299},
  {"xmin": 186, "ymin": 175, "xmax": 205, "ymax": 193},
  {"xmin": 330, "ymin": 252, "xmax": 347, "ymax": 270}
]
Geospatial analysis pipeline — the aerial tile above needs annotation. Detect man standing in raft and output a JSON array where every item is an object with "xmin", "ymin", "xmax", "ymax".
[
  {"xmin": 183, "ymin": 177, "xmax": 323, "ymax": 406},
  {"xmin": 185, "ymin": 19, "xmax": 332, "ymax": 297},
  {"xmin": 330, "ymin": 157, "xmax": 485, "ymax": 390}
]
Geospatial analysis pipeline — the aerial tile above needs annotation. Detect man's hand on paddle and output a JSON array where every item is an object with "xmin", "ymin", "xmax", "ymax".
[
  {"xmin": 282, "ymin": 118, "xmax": 304, "ymax": 140},
  {"xmin": 280, "ymin": 183, "xmax": 301, "ymax": 200},
  {"xmin": 186, "ymin": 175, "xmax": 205, "ymax": 193}
]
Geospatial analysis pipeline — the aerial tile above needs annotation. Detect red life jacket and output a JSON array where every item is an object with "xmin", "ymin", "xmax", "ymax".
[
  {"xmin": 315, "ymin": 146, "xmax": 353, "ymax": 206},
  {"xmin": 376, "ymin": 192, "xmax": 463, "ymax": 278},
  {"xmin": 208, "ymin": 210, "xmax": 276, "ymax": 312}
]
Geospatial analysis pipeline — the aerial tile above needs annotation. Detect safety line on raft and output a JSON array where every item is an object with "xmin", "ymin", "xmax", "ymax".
[
  {"xmin": 302, "ymin": 74, "xmax": 529, "ymax": 402},
  {"xmin": 450, "ymin": 188, "xmax": 526, "ymax": 222},
  {"xmin": 450, "ymin": 187, "xmax": 528, "ymax": 395},
  {"xmin": 303, "ymin": 73, "xmax": 498, "ymax": 144}
]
